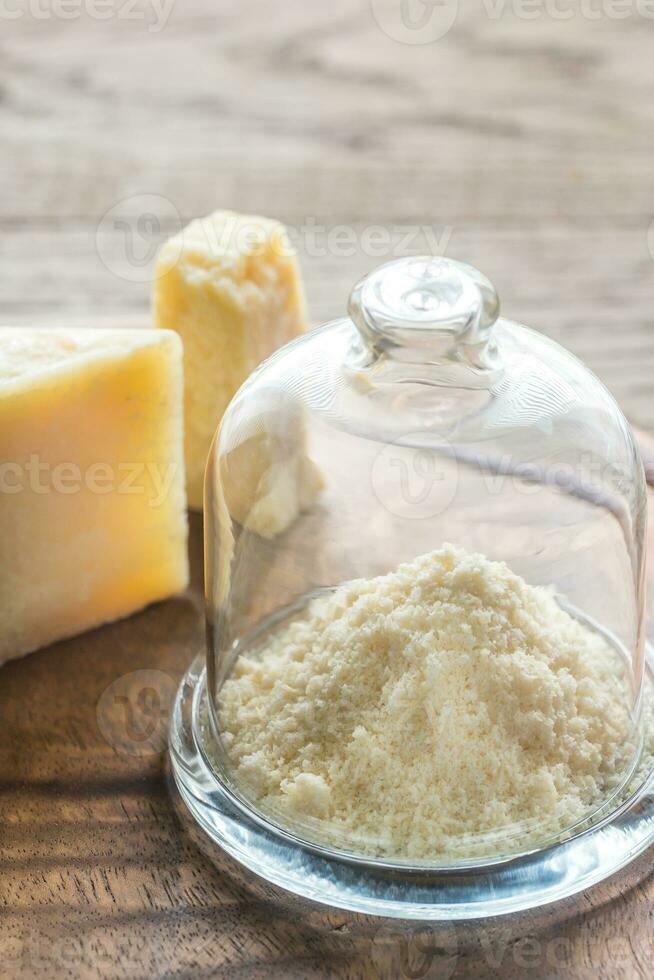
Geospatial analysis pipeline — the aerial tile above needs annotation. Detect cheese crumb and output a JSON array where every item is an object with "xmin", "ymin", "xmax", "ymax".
[{"xmin": 218, "ymin": 545, "xmax": 637, "ymax": 860}]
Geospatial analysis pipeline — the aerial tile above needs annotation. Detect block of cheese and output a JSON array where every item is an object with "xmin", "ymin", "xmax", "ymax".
[
  {"xmin": 153, "ymin": 209, "xmax": 308, "ymax": 510},
  {"xmin": 0, "ymin": 327, "xmax": 188, "ymax": 666}
]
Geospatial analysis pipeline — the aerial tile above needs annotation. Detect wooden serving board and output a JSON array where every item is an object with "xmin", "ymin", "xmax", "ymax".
[{"xmin": 0, "ymin": 429, "xmax": 653, "ymax": 980}]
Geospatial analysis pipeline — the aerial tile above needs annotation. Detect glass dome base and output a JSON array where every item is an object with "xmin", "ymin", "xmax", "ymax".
[{"xmin": 169, "ymin": 647, "xmax": 654, "ymax": 921}]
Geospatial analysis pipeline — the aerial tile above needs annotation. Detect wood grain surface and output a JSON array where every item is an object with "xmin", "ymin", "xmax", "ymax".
[{"xmin": 2, "ymin": 2, "xmax": 654, "ymax": 977}]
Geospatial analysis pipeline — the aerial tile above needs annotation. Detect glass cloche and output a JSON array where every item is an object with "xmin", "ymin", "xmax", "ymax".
[{"xmin": 171, "ymin": 256, "xmax": 653, "ymax": 919}]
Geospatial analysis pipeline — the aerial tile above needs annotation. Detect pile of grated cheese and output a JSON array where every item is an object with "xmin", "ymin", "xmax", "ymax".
[{"xmin": 217, "ymin": 544, "xmax": 636, "ymax": 860}]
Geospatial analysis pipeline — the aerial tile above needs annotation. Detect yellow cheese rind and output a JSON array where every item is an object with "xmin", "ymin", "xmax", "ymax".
[
  {"xmin": 0, "ymin": 327, "xmax": 189, "ymax": 665},
  {"xmin": 153, "ymin": 209, "xmax": 308, "ymax": 510}
]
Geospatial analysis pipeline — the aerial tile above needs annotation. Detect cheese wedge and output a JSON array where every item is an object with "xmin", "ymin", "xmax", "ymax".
[
  {"xmin": 153, "ymin": 209, "xmax": 308, "ymax": 510},
  {"xmin": 0, "ymin": 327, "xmax": 188, "ymax": 666}
]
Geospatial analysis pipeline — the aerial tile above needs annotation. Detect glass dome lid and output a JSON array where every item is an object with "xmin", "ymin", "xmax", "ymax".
[{"xmin": 200, "ymin": 255, "xmax": 649, "ymax": 870}]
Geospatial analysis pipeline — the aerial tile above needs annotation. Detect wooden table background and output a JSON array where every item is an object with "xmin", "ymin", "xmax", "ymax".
[{"xmin": 2, "ymin": 2, "xmax": 654, "ymax": 977}]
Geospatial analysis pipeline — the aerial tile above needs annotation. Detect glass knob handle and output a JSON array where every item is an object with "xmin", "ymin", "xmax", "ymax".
[{"xmin": 348, "ymin": 256, "xmax": 500, "ymax": 351}]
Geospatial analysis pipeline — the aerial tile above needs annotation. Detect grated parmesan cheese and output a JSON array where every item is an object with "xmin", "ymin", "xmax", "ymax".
[{"xmin": 217, "ymin": 544, "xmax": 637, "ymax": 860}]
